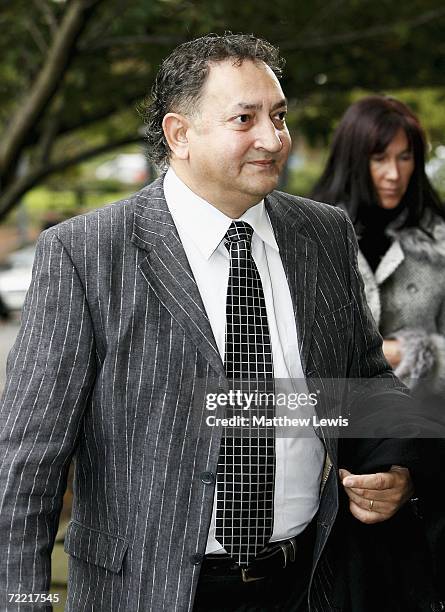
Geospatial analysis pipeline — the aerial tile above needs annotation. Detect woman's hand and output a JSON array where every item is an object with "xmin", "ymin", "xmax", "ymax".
[{"xmin": 382, "ymin": 338, "xmax": 402, "ymax": 368}]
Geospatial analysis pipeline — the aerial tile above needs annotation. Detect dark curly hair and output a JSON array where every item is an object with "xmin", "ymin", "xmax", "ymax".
[{"xmin": 141, "ymin": 32, "xmax": 285, "ymax": 168}]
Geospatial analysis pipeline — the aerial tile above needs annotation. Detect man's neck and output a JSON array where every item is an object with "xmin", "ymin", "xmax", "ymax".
[{"xmin": 168, "ymin": 164, "xmax": 260, "ymax": 219}]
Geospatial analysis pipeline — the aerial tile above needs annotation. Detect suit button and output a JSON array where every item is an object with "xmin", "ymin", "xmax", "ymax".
[
  {"xmin": 407, "ymin": 283, "xmax": 418, "ymax": 294},
  {"xmin": 200, "ymin": 471, "xmax": 215, "ymax": 485},
  {"xmin": 190, "ymin": 553, "xmax": 204, "ymax": 565}
]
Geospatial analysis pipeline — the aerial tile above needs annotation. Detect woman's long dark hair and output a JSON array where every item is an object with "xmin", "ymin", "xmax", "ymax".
[{"xmin": 311, "ymin": 95, "xmax": 445, "ymax": 230}]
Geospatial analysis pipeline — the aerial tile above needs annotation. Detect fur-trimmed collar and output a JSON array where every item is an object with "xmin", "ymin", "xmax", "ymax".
[
  {"xmin": 337, "ymin": 203, "xmax": 445, "ymax": 264},
  {"xmin": 386, "ymin": 216, "xmax": 445, "ymax": 263}
]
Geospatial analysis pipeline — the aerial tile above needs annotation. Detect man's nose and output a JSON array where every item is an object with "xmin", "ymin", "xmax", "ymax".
[{"xmin": 254, "ymin": 120, "xmax": 283, "ymax": 153}]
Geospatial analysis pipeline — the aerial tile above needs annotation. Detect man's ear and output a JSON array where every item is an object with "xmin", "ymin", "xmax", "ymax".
[{"xmin": 162, "ymin": 113, "xmax": 191, "ymax": 160}]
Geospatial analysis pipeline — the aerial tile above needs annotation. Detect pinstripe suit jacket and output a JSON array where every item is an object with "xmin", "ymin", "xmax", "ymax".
[{"xmin": 0, "ymin": 176, "xmax": 411, "ymax": 611}]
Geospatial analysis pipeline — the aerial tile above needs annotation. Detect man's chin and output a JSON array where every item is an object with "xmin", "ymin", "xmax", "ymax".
[{"xmin": 246, "ymin": 175, "xmax": 281, "ymax": 198}]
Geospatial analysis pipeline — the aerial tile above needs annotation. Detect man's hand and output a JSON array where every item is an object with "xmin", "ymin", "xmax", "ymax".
[{"xmin": 339, "ymin": 465, "xmax": 414, "ymax": 524}]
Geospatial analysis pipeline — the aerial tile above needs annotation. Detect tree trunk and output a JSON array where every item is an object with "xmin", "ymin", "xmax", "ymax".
[
  {"xmin": 0, "ymin": 135, "xmax": 144, "ymax": 221},
  {"xmin": 0, "ymin": 0, "xmax": 104, "ymax": 188}
]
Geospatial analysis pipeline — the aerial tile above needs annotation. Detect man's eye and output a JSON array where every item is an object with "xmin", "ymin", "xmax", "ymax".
[
  {"xmin": 235, "ymin": 114, "xmax": 251, "ymax": 124},
  {"xmin": 273, "ymin": 111, "xmax": 287, "ymax": 126}
]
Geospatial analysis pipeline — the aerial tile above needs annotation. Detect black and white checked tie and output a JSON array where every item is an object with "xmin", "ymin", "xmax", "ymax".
[{"xmin": 215, "ymin": 221, "xmax": 275, "ymax": 567}]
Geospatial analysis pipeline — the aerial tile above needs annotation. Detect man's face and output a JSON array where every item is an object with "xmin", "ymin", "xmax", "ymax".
[{"xmin": 175, "ymin": 59, "xmax": 291, "ymax": 214}]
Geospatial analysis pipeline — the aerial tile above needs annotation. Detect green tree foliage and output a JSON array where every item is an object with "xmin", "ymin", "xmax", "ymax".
[{"xmin": 1, "ymin": 0, "xmax": 445, "ymax": 219}]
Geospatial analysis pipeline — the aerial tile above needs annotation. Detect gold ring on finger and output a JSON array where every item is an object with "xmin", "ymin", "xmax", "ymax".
[{"xmin": 369, "ymin": 499, "xmax": 374, "ymax": 511}]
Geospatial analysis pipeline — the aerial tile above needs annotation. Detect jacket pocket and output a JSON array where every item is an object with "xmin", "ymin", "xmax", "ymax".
[
  {"xmin": 64, "ymin": 520, "xmax": 128, "ymax": 573},
  {"xmin": 319, "ymin": 301, "xmax": 353, "ymax": 332}
]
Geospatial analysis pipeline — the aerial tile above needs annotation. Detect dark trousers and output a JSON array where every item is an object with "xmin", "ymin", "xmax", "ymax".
[{"xmin": 193, "ymin": 545, "xmax": 312, "ymax": 612}]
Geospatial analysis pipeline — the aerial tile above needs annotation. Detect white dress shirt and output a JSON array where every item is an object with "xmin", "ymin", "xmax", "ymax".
[{"xmin": 164, "ymin": 167, "xmax": 324, "ymax": 553}]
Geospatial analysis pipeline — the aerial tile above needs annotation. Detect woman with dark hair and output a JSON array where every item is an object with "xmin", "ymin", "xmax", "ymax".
[
  {"xmin": 312, "ymin": 95, "xmax": 445, "ymax": 391},
  {"xmin": 312, "ymin": 95, "xmax": 445, "ymax": 611}
]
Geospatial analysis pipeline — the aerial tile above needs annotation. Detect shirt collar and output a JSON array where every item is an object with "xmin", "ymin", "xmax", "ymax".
[{"xmin": 164, "ymin": 167, "xmax": 279, "ymax": 260}]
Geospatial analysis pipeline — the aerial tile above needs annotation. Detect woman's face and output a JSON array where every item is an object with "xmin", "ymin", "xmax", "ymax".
[{"xmin": 369, "ymin": 128, "xmax": 415, "ymax": 209}]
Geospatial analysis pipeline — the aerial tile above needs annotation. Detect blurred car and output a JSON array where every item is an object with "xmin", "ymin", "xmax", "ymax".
[
  {"xmin": 0, "ymin": 245, "xmax": 35, "ymax": 311},
  {"xmin": 95, "ymin": 153, "xmax": 149, "ymax": 184}
]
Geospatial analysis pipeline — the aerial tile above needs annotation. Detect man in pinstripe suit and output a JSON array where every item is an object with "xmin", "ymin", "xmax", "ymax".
[{"xmin": 0, "ymin": 34, "xmax": 422, "ymax": 612}]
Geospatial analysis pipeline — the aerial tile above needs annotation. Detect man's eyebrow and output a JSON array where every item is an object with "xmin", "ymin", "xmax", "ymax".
[
  {"xmin": 229, "ymin": 98, "xmax": 288, "ymax": 112},
  {"xmin": 271, "ymin": 98, "xmax": 288, "ymax": 111}
]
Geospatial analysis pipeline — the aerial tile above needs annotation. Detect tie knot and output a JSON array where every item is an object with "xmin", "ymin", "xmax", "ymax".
[{"xmin": 224, "ymin": 221, "xmax": 254, "ymax": 249}]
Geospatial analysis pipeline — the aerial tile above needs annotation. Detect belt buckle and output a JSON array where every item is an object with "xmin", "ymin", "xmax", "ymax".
[
  {"xmin": 278, "ymin": 541, "xmax": 288, "ymax": 568},
  {"xmin": 289, "ymin": 537, "xmax": 297, "ymax": 563},
  {"xmin": 241, "ymin": 568, "xmax": 265, "ymax": 583}
]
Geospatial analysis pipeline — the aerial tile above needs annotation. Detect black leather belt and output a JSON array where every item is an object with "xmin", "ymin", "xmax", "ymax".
[{"xmin": 202, "ymin": 524, "xmax": 315, "ymax": 583}]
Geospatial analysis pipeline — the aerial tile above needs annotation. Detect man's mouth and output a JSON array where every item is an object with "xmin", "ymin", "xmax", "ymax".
[{"xmin": 248, "ymin": 159, "xmax": 276, "ymax": 166}]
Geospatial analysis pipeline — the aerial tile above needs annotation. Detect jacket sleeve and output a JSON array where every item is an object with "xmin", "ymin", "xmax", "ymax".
[
  {"xmin": 341, "ymin": 213, "xmax": 423, "ymax": 474},
  {"xmin": 344, "ymin": 211, "xmax": 404, "ymax": 383},
  {"xmin": 0, "ymin": 229, "xmax": 96, "ymax": 609}
]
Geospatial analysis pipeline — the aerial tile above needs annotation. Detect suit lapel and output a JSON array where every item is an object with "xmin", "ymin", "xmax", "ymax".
[
  {"xmin": 266, "ymin": 194, "xmax": 318, "ymax": 374},
  {"xmin": 131, "ymin": 177, "xmax": 225, "ymax": 380},
  {"xmin": 132, "ymin": 182, "xmax": 319, "ymax": 379}
]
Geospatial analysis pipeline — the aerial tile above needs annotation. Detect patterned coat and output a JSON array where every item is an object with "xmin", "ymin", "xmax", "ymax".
[{"xmin": 357, "ymin": 213, "xmax": 445, "ymax": 390}]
